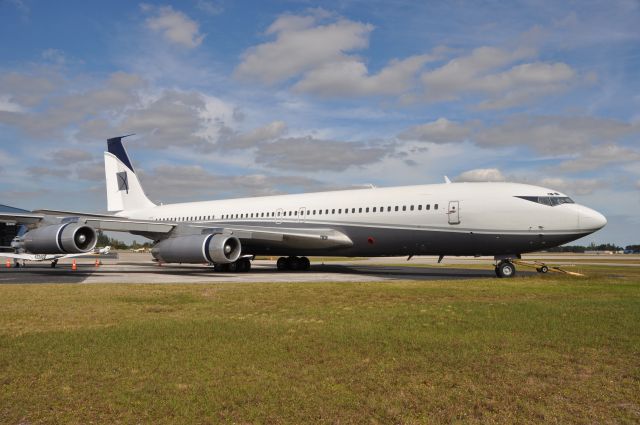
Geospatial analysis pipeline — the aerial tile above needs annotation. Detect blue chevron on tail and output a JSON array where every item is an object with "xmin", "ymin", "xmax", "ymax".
[{"xmin": 104, "ymin": 135, "xmax": 156, "ymax": 212}]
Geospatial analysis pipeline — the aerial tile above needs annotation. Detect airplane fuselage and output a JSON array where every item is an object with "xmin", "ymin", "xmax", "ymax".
[{"xmin": 119, "ymin": 182, "xmax": 606, "ymax": 257}]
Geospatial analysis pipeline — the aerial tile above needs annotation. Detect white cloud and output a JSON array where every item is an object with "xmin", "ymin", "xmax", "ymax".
[
  {"xmin": 138, "ymin": 164, "xmax": 327, "ymax": 202},
  {"xmin": 398, "ymin": 118, "xmax": 472, "ymax": 143},
  {"xmin": 0, "ymin": 95, "xmax": 25, "ymax": 113},
  {"xmin": 41, "ymin": 48, "xmax": 66, "ymax": 65},
  {"xmin": 454, "ymin": 169, "xmax": 607, "ymax": 195},
  {"xmin": 235, "ymin": 12, "xmax": 373, "ymax": 84},
  {"xmin": 118, "ymin": 90, "xmax": 212, "ymax": 149},
  {"xmin": 218, "ymin": 121, "xmax": 287, "ymax": 150},
  {"xmin": 475, "ymin": 116, "xmax": 638, "ymax": 154},
  {"xmin": 255, "ymin": 136, "xmax": 390, "ymax": 171},
  {"xmin": 456, "ymin": 168, "xmax": 506, "ymax": 182},
  {"xmin": 293, "ymin": 54, "xmax": 432, "ymax": 97},
  {"xmin": 0, "ymin": 72, "xmax": 58, "ymax": 108},
  {"xmin": 556, "ymin": 144, "xmax": 640, "ymax": 173},
  {"xmin": 0, "ymin": 71, "xmax": 145, "ymax": 138},
  {"xmin": 196, "ymin": 0, "xmax": 223, "ymax": 16},
  {"xmin": 537, "ymin": 177, "xmax": 607, "ymax": 196},
  {"xmin": 420, "ymin": 44, "xmax": 576, "ymax": 109},
  {"xmin": 143, "ymin": 5, "xmax": 204, "ymax": 49}
]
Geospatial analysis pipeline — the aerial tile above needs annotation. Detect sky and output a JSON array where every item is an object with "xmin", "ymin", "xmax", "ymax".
[{"xmin": 0, "ymin": 0, "xmax": 639, "ymax": 246}]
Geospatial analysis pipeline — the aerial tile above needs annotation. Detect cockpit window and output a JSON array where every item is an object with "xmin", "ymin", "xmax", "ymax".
[{"xmin": 516, "ymin": 196, "xmax": 574, "ymax": 206}]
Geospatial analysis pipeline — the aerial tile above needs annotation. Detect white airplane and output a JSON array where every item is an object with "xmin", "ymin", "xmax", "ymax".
[
  {"xmin": 0, "ymin": 136, "xmax": 606, "ymax": 277},
  {"xmin": 0, "ymin": 245, "xmax": 111, "ymax": 268}
]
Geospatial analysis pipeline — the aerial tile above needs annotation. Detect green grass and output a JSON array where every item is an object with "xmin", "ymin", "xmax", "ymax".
[{"xmin": 1, "ymin": 267, "xmax": 639, "ymax": 424}]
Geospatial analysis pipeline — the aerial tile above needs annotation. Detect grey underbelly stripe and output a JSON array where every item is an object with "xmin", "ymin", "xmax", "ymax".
[{"xmin": 187, "ymin": 219, "xmax": 582, "ymax": 236}]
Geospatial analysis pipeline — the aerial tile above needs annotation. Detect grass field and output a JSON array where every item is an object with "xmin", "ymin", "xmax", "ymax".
[{"xmin": 1, "ymin": 266, "xmax": 639, "ymax": 424}]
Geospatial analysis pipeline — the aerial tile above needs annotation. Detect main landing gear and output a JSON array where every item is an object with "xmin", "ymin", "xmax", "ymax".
[
  {"xmin": 213, "ymin": 257, "xmax": 251, "ymax": 273},
  {"xmin": 276, "ymin": 256, "xmax": 311, "ymax": 271},
  {"xmin": 495, "ymin": 260, "xmax": 516, "ymax": 278}
]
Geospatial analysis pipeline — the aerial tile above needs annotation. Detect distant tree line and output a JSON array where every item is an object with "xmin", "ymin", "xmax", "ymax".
[
  {"xmin": 546, "ymin": 243, "xmax": 640, "ymax": 253},
  {"xmin": 96, "ymin": 230, "xmax": 152, "ymax": 250}
]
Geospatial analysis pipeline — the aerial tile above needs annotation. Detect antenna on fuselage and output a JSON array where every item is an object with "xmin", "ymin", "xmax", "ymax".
[{"xmin": 444, "ymin": 176, "xmax": 451, "ymax": 184}]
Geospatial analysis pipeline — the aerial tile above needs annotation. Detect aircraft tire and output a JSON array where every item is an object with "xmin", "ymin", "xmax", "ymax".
[
  {"xmin": 497, "ymin": 261, "xmax": 516, "ymax": 278},
  {"xmin": 300, "ymin": 257, "xmax": 310, "ymax": 271},
  {"xmin": 289, "ymin": 256, "xmax": 301, "ymax": 271},
  {"xmin": 237, "ymin": 258, "xmax": 251, "ymax": 272},
  {"xmin": 277, "ymin": 257, "xmax": 287, "ymax": 271}
]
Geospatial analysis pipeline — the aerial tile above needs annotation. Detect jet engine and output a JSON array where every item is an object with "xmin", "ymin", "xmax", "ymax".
[
  {"xmin": 23, "ymin": 223, "xmax": 97, "ymax": 254},
  {"xmin": 151, "ymin": 234, "xmax": 241, "ymax": 264}
]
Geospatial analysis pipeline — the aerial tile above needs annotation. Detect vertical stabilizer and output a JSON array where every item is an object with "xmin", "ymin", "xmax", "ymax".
[{"xmin": 104, "ymin": 136, "xmax": 156, "ymax": 212}]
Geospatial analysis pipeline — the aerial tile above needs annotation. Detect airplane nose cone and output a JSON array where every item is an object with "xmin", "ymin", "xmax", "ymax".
[{"xmin": 579, "ymin": 207, "xmax": 607, "ymax": 231}]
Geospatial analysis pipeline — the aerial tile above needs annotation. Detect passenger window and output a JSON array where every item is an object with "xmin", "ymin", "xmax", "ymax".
[
  {"xmin": 410, "ymin": 205, "xmax": 414, "ymax": 211},
  {"xmin": 402, "ymin": 206, "xmax": 406, "ymax": 211},
  {"xmin": 366, "ymin": 207, "xmax": 370, "ymax": 213},
  {"xmin": 434, "ymin": 204, "xmax": 439, "ymax": 210},
  {"xmin": 395, "ymin": 206, "xmax": 399, "ymax": 211},
  {"xmin": 359, "ymin": 208, "xmax": 363, "ymax": 213},
  {"xmin": 345, "ymin": 209, "xmax": 348, "ymax": 214},
  {"xmin": 373, "ymin": 207, "xmax": 376, "ymax": 212},
  {"xmin": 352, "ymin": 208, "xmax": 355, "ymax": 213},
  {"xmin": 418, "ymin": 205, "xmax": 422, "ymax": 211},
  {"xmin": 319, "ymin": 210, "xmax": 322, "ymax": 215},
  {"xmin": 338, "ymin": 209, "xmax": 342, "ymax": 214},
  {"xmin": 332, "ymin": 209, "xmax": 335, "ymax": 214},
  {"xmin": 313, "ymin": 210, "xmax": 316, "ymax": 215},
  {"xmin": 307, "ymin": 210, "xmax": 310, "ymax": 215},
  {"xmin": 325, "ymin": 209, "xmax": 329, "ymax": 214},
  {"xmin": 387, "ymin": 206, "xmax": 391, "ymax": 212}
]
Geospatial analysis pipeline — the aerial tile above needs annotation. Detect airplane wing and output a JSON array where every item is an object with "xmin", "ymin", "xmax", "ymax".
[
  {"xmin": 0, "ymin": 252, "xmax": 58, "ymax": 261},
  {"xmin": 1, "ymin": 210, "xmax": 353, "ymax": 251},
  {"xmin": 83, "ymin": 218, "xmax": 353, "ymax": 250},
  {"xmin": 0, "ymin": 212, "xmax": 45, "ymax": 225}
]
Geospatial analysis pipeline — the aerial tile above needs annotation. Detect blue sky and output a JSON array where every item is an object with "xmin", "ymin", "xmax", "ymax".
[{"xmin": 0, "ymin": 0, "xmax": 639, "ymax": 245}]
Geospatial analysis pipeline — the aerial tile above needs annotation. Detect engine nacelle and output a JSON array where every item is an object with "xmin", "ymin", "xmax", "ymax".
[
  {"xmin": 23, "ymin": 223, "xmax": 97, "ymax": 254},
  {"xmin": 151, "ymin": 234, "xmax": 241, "ymax": 264}
]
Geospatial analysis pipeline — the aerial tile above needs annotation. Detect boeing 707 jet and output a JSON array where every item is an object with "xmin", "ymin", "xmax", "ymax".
[{"xmin": 0, "ymin": 136, "xmax": 607, "ymax": 277}]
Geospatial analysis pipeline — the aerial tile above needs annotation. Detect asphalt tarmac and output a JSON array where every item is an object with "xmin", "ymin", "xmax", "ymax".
[
  {"xmin": 0, "ymin": 253, "xmax": 636, "ymax": 285},
  {"xmin": 0, "ymin": 260, "xmax": 499, "ymax": 284}
]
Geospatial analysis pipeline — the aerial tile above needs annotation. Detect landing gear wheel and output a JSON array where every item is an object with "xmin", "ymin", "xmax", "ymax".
[
  {"xmin": 277, "ymin": 257, "xmax": 288, "ymax": 271},
  {"xmin": 276, "ymin": 256, "xmax": 310, "ymax": 271},
  {"xmin": 289, "ymin": 256, "xmax": 301, "ymax": 271},
  {"xmin": 237, "ymin": 258, "xmax": 251, "ymax": 272},
  {"xmin": 227, "ymin": 261, "xmax": 238, "ymax": 272},
  {"xmin": 300, "ymin": 256, "xmax": 310, "ymax": 271},
  {"xmin": 213, "ymin": 263, "xmax": 231, "ymax": 272},
  {"xmin": 496, "ymin": 261, "xmax": 516, "ymax": 278},
  {"xmin": 536, "ymin": 265, "xmax": 549, "ymax": 273}
]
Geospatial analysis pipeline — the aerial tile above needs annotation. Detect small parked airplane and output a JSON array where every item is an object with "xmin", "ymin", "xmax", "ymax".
[
  {"xmin": 0, "ymin": 245, "xmax": 111, "ymax": 268},
  {"xmin": 0, "ymin": 136, "xmax": 607, "ymax": 277}
]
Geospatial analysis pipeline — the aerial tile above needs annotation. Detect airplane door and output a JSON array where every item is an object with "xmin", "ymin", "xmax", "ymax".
[
  {"xmin": 448, "ymin": 201, "xmax": 460, "ymax": 225},
  {"xmin": 298, "ymin": 207, "xmax": 306, "ymax": 223},
  {"xmin": 276, "ymin": 208, "xmax": 283, "ymax": 224}
]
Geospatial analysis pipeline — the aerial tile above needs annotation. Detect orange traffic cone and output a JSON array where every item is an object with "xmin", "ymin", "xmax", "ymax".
[
  {"xmin": 72, "ymin": 260, "xmax": 77, "ymax": 271},
  {"xmin": 5, "ymin": 258, "xmax": 10, "ymax": 268}
]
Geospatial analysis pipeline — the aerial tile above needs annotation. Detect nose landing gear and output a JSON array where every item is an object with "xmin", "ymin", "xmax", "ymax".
[{"xmin": 495, "ymin": 260, "xmax": 516, "ymax": 278}]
